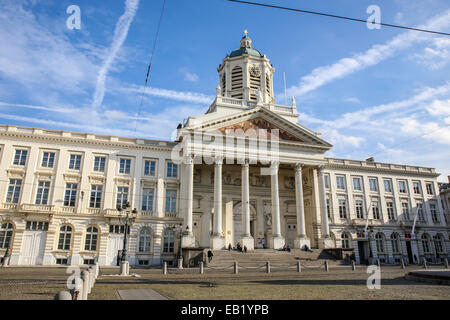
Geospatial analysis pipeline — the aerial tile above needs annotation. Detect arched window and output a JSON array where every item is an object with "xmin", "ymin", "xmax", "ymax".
[
  {"xmin": 163, "ymin": 229, "xmax": 175, "ymax": 253},
  {"xmin": 85, "ymin": 226, "xmax": 98, "ymax": 251},
  {"xmin": 390, "ymin": 233, "xmax": 400, "ymax": 254},
  {"xmin": 433, "ymin": 234, "xmax": 444, "ymax": 253},
  {"xmin": 139, "ymin": 229, "xmax": 151, "ymax": 253},
  {"xmin": 421, "ymin": 234, "xmax": 431, "ymax": 253},
  {"xmin": 0, "ymin": 222, "xmax": 13, "ymax": 249},
  {"xmin": 341, "ymin": 233, "xmax": 350, "ymax": 249},
  {"xmin": 375, "ymin": 233, "xmax": 385, "ymax": 253},
  {"xmin": 58, "ymin": 225, "xmax": 72, "ymax": 250},
  {"xmin": 265, "ymin": 73, "xmax": 271, "ymax": 97}
]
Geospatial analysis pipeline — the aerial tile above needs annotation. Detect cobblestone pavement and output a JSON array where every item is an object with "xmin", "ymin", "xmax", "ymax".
[{"xmin": 0, "ymin": 266, "xmax": 449, "ymax": 300}]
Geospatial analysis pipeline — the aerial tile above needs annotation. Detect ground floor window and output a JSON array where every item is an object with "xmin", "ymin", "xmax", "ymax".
[
  {"xmin": 375, "ymin": 233, "xmax": 385, "ymax": 253},
  {"xmin": 83, "ymin": 259, "xmax": 95, "ymax": 265},
  {"xmin": 139, "ymin": 229, "xmax": 151, "ymax": 253},
  {"xmin": 56, "ymin": 258, "xmax": 68, "ymax": 265},
  {"xmin": 163, "ymin": 229, "xmax": 175, "ymax": 253},
  {"xmin": 390, "ymin": 233, "xmax": 400, "ymax": 254},
  {"xmin": 422, "ymin": 234, "xmax": 431, "ymax": 253},
  {"xmin": 341, "ymin": 233, "xmax": 350, "ymax": 249},
  {"xmin": 58, "ymin": 225, "xmax": 72, "ymax": 250},
  {"xmin": 0, "ymin": 222, "xmax": 13, "ymax": 249},
  {"xmin": 433, "ymin": 234, "xmax": 444, "ymax": 253}
]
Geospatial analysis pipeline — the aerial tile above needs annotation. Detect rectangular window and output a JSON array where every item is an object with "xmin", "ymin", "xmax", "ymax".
[
  {"xmin": 369, "ymin": 178, "xmax": 378, "ymax": 192},
  {"xmin": 384, "ymin": 180, "xmax": 392, "ymax": 193},
  {"xmin": 41, "ymin": 152, "xmax": 55, "ymax": 168},
  {"xmin": 167, "ymin": 162, "xmax": 178, "ymax": 178},
  {"xmin": 324, "ymin": 175, "xmax": 329, "ymax": 188},
  {"xmin": 93, "ymin": 156, "xmax": 106, "ymax": 172},
  {"xmin": 142, "ymin": 188, "xmax": 154, "ymax": 211},
  {"xmin": 13, "ymin": 149, "xmax": 28, "ymax": 166},
  {"xmin": 165, "ymin": 190, "xmax": 177, "ymax": 213},
  {"xmin": 398, "ymin": 181, "xmax": 407, "ymax": 193},
  {"xmin": 326, "ymin": 199, "xmax": 331, "ymax": 218},
  {"xmin": 64, "ymin": 183, "xmax": 78, "ymax": 207},
  {"xmin": 68, "ymin": 154, "xmax": 82, "ymax": 170},
  {"xmin": 402, "ymin": 202, "xmax": 410, "ymax": 220},
  {"xmin": 338, "ymin": 199, "xmax": 347, "ymax": 219},
  {"xmin": 430, "ymin": 204, "xmax": 439, "ymax": 223},
  {"xmin": 417, "ymin": 203, "xmax": 425, "ymax": 221},
  {"xmin": 413, "ymin": 182, "xmax": 421, "ymax": 194},
  {"xmin": 336, "ymin": 176, "xmax": 345, "ymax": 190},
  {"xmin": 116, "ymin": 187, "xmax": 129, "ymax": 209},
  {"xmin": 26, "ymin": 221, "xmax": 49, "ymax": 231},
  {"xmin": 89, "ymin": 185, "xmax": 103, "ymax": 209},
  {"xmin": 372, "ymin": 201, "xmax": 381, "ymax": 219},
  {"xmin": 355, "ymin": 200, "xmax": 364, "ymax": 219},
  {"xmin": 6, "ymin": 179, "xmax": 22, "ymax": 203},
  {"xmin": 35, "ymin": 181, "xmax": 50, "ymax": 205},
  {"xmin": 426, "ymin": 183, "xmax": 433, "ymax": 195},
  {"xmin": 144, "ymin": 160, "xmax": 156, "ymax": 176},
  {"xmin": 352, "ymin": 177, "xmax": 361, "ymax": 191},
  {"xmin": 119, "ymin": 158, "xmax": 131, "ymax": 174},
  {"xmin": 387, "ymin": 202, "xmax": 395, "ymax": 220}
]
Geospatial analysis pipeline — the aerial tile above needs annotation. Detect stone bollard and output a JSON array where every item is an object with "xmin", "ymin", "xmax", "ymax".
[
  {"xmin": 163, "ymin": 261, "xmax": 167, "ymax": 275},
  {"xmin": 199, "ymin": 261, "xmax": 204, "ymax": 274},
  {"xmin": 82, "ymin": 270, "xmax": 89, "ymax": 300},
  {"xmin": 352, "ymin": 260, "xmax": 356, "ymax": 271},
  {"xmin": 297, "ymin": 261, "xmax": 302, "ymax": 273},
  {"xmin": 177, "ymin": 258, "xmax": 183, "ymax": 270},
  {"xmin": 400, "ymin": 258, "xmax": 405, "ymax": 269},
  {"xmin": 445, "ymin": 258, "xmax": 449, "ymax": 269},
  {"xmin": 234, "ymin": 261, "xmax": 238, "ymax": 274},
  {"xmin": 324, "ymin": 260, "xmax": 329, "ymax": 272},
  {"xmin": 423, "ymin": 259, "xmax": 428, "ymax": 269},
  {"xmin": 54, "ymin": 291, "xmax": 72, "ymax": 300},
  {"xmin": 120, "ymin": 261, "xmax": 129, "ymax": 276},
  {"xmin": 377, "ymin": 259, "xmax": 381, "ymax": 268},
  {"xmin": 266, "ymin": 261, "xmax": 270, "ymax": 274}
]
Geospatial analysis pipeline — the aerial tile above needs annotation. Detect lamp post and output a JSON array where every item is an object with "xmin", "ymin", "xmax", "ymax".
[
  {"xmin": 1, "ymin": 243, "xmax": 10, "ymax": 267},
  {"xmin": 167, "ymin": 223, "xmax": 188, "ymax": 269},
  {"xmin": 117, "ymin": 201, "xmax": 137, "ymax": 275}
]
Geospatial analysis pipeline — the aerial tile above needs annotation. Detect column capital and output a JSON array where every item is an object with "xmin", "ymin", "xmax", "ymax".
[
  {"xmin": 183, "ymin": 154, "xmax": 194, "ymax": 165},
  {"xmin": 271, "ymin": 161, "xmax": 280, "ymax": 169},
  {"xmin": 317, "ymin": 165, "xmax": 326, "ymax": 174},
  {"xmin": 242, "ymin": 159, "xmax": 249, "ymax": 167},
  {"xmin": 295, "ymin": 163, "xmax": 304, "ymax": 172}
]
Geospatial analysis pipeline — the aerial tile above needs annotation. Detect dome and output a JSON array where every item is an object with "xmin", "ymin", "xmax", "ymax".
[{"xmin": 229, "ymin": 30, "xmax": 263, "ymax": 58}]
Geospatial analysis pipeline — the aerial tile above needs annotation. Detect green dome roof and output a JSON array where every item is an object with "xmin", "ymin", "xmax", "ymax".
[{"xmin": 229, "ymin": 46, "xmax": 263, "ymax": 58}]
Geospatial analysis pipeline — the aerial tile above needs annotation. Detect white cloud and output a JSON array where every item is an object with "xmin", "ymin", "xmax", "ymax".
[
  {"xmin": 92, "ymin": 0, "xmax": 140, "ymax": 109},
  {"xmin": 122, "ymin": 84, "xmax": 214, "ymax": 104},
  {"xmin": 180, "ymin": 68, "xmax": 199, "ymax": 82},
  {"xmin": 413, "ymin": 38, "xmax": 450, "ymax": 70},
  {"xmin": 285, "ymin": 10, "xmax": 450, "ymax": 98}
]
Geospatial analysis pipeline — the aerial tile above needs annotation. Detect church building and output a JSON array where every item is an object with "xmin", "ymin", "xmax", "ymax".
[{"xmin": 0, "ymin": 32, "xmax": 448, "ymax": 267}]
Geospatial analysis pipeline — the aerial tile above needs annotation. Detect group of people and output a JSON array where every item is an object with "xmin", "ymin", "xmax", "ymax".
[
  {"xmin": 228, "ymin": 242, "xmax": 247, "ymax": 253},
  {"xmin": 281, "ymin": 244, "xmax": 291, "ymax": 252}
]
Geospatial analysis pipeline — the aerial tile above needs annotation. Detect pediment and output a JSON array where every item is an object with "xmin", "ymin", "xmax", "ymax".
[
  {"xmin": 188, "ymin": 107, "xmax": 332, "ymax": 149},
  {"xmin": 218, "ymin": 117, "xmax": 304, "ymax": 142}
]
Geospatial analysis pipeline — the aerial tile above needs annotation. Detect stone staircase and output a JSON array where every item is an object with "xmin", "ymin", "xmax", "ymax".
[{"xmin": 204, "ymin": 248, "xmax": 345, "ymax": 268}]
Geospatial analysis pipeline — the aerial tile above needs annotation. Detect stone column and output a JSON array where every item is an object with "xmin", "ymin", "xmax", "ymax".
[
  {"xmin": 318, "ymin": 166, "xmax": 334, "ymax": 248},
  {"xmin": 210, "ymin": 158, "xmax": 225, "ymax": 249},
  {"xmin": 182, "ymin": 155, "xmax": 195, "ymax": 248},
  {"xmin": 268, "ymin": 162, "xmax": 284, "ymax": 249},
  {"xmin": 294, "ymin": 164, "xmax": 310, "ymax": 249},
  {"xmin": 239, "ymin": 160, "xmax": 254, "ymax": 250}
]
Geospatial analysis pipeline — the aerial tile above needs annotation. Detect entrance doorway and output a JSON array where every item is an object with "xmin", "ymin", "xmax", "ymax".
[
  {"xmin": 406, "ymin": 241, "xmax": 413, "ymax": 264},
  {"xmin": 107, "ymin": 234, "xmax": 124, "ymax": 266},
  {"xmin": 357, "ymin": 241, "xmax": 369, "ymax": 265},
  {"xmin": 19, "ymin": 231, "xmax": 46, "ymax": 265}
]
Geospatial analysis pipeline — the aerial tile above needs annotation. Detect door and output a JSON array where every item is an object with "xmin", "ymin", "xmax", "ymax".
[
  {"xmin": 285, "ymin": 224, "xmax": 296, "ymax": 248},
  {"xmin": 358, "ymin": 241, "xmax": 368, "ymax": 265},
  {"xmin": 406, "ymin": 241, "xmax": 413, "ymax": 264},
  {"xmin": 20, "ymin": 231, "xmax": 46, "ymax": 265},
  {"xmin": 107, "ymin": 234, "xmax": 124, "ymax": 266}
]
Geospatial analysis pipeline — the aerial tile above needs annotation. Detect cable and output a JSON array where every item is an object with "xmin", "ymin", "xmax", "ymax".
[
  {"xmin": 133, "ymin": 0, "xmax": 167, "ymax": 136},
  {"xmin": 226, "ymin": 0, "xmax": 450, "ymax": 36}
]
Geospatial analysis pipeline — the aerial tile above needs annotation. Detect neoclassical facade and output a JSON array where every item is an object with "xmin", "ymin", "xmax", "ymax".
[{"xmin": 0, "ymin": 33, "xmax": 448, "ymax": 267}]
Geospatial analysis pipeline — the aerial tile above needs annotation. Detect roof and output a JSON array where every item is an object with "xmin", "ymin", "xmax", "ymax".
[{"xmin": 229, "ymin": 46, "xmax": 263, "ymax": 58}]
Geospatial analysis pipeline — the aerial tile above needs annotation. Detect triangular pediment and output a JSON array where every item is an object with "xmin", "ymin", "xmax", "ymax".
[
  {"xmin": 218, "ymin": 117, "xmax": 304, "ymax": 142},
  {"xmin": 185, "ymin": 106, "xmax": 332, "ymax": 150}
]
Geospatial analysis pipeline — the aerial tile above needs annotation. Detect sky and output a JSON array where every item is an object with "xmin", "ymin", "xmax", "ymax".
[{"xmin": 0, "ymin": 0, "xmax": 450, "ymax": 181}]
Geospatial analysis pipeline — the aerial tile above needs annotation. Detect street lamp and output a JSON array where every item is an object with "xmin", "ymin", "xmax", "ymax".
[
  {"xmin": 1, "ymin": 242, "xmax": 11, "ymax": 267},
  {"xmin": 117, "ymin": 201, "xmax": 137, "ymax": 274},
  {"xmin": 167, "ymin": 223, "xmax": 188, "ymax": 268}
]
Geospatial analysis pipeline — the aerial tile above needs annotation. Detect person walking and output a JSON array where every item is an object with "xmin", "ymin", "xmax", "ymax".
[
  {"xmin": 228, "ymin": 243, "xmax": 232, "ymax": 251},
  {"xmin": 207, "ymin": 250, "xmax": 214, "ymax": 263}
]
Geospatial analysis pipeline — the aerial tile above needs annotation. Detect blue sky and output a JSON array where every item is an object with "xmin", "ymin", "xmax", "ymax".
[{"xmin": 1, "ymin": 0, "xmax": 450, "ymax": 181}]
